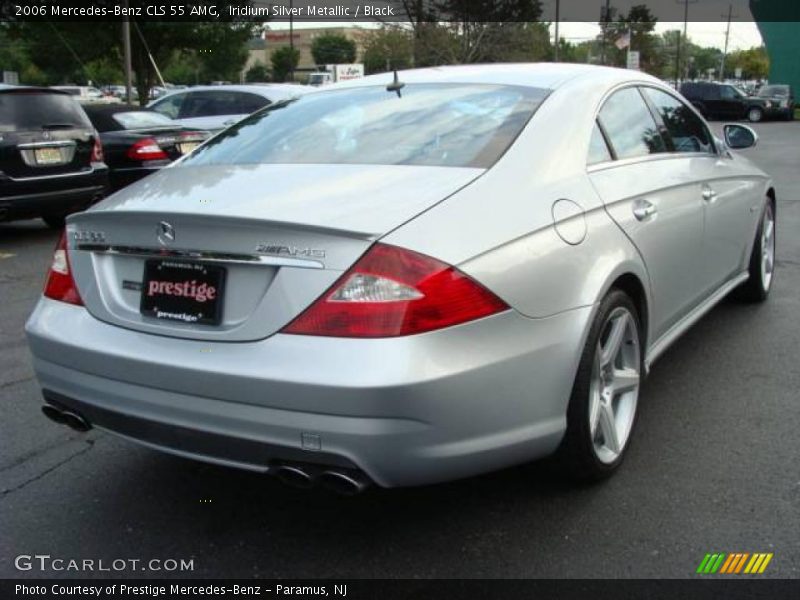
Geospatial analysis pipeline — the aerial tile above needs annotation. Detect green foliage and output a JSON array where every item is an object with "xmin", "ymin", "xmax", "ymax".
[
  {"xmin": 245, "ymin": 61, "xmax": 270, "ymax": 82},
  {"xmin": 601, "ymin": 4, "xmax": 661, "ymax": 74},
  {"xmin": 363, "ymin": 27, "xmax": 413, "ymax": 74},
  {"xmin": 271, "ymin": 46, "xmax": 299, "ymax": 83},
  {"xmin": 311, "ymin": 33, "xmax": 357, "ymax": 66},
  {"xmin": 726, "ymin": 46, "xmax": 769, "ymax": 80}
]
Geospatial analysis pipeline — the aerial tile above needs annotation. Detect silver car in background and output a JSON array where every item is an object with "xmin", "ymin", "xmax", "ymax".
[{"xmin": 26, "ymin": 64, "xmax": 776, "ymax": 493}]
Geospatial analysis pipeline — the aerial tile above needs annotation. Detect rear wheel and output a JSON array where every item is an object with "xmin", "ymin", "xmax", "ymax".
[
  {"xmin": 735, "ymin": 200, "xmax": 776, "ymax": 302},
  {"xmin": 747, "ymin": 107, "xmax": 764, "ymax": 123},
  {"xmin": 554, "ymin": 290, "xmax": 643, "ymax": 481}
]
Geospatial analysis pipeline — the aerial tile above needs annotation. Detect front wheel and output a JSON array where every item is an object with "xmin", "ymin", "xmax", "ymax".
[
  {"xmin": 735, "ymin": 200, "xmax": 776, "ymax": 302},
  {"xmin": 554, "ymin": 290, "xmax": 643, "ymax": 481}
]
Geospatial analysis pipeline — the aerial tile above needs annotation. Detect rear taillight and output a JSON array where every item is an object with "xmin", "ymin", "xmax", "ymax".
[
  {"xmin": 90, "ymin": 136, "xmax": 104, "ymax": 162},
  {"xmin": 282, "ymin": 243, "xmax": 509, "ymax": 338},
  {"xmin": 126, "ymin": 138, "xmax": 168, "ymax": 161},
  {"xmin": 43, "ymin": 232, "xmax": 83, "ymax": 306}
]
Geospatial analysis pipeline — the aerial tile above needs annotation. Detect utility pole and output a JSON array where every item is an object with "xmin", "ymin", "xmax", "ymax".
[
  {"xmin": 122, "ymin": 0, "xmax": 132, "ymax": 104},
  {"xmin": 720, "ymin": 4, "xmax": 737, "ymax": 81},
  {"xmin": 553, "ymin": 0, "xmax": 560, "ymax": 62},
  {"xmin": 289, "ymin": 0, "xmax": 294, "ymax": 81}
]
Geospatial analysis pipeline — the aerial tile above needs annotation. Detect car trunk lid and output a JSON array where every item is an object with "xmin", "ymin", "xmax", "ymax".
[{"xmin": 65, "ymin": 163, "xmax": 482, "ymax": 341}]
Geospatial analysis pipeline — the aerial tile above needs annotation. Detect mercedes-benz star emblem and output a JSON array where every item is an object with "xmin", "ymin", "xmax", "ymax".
[{"xmin": 156, "ymin": 221, "xmax": 176, "ymax": 246}]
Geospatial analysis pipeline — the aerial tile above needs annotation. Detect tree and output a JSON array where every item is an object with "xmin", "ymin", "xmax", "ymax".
[
  {"xmin": 601, "ymin": 4, "xmax": 661, "ymax": 75},
  {"xmin": 271, "ymin": 46, "xmax": 299, "ymax": 82},
  {"xmin": 363, "ymin": 27, "xmax": 414, "ymax": 74},
  {"xmin": 311, "ymin": 33, "xmax": 357, "ymax": 66},
  {"xmin": 726, "ymin": 47, "xmax": 769, "ymax": 80},
  {"xmin": 245, "ymin": 61, "xmax": 270, "ymax": 82}
]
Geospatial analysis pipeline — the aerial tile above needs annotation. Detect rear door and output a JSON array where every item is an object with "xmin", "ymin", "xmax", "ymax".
[
  {"xmin": 588, "ymin": 86, "xmax": 706, "ymax": 341},
  {"xmin": 641, "ymin": 86, "xmax": 754, "ymax": 293}
]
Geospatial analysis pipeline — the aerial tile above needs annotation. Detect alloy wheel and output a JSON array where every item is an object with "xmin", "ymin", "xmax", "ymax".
[
  {"xmin": 761, "ymin": 204, "xmax": 776, "ymax": 291},
  {"xmin": 588, "ymin": 307, "xmax": 641, "ymax": 464}
]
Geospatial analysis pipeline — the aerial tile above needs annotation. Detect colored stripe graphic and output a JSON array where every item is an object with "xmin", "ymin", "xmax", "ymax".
[{"xmin": 698, "ymin": 552, "xmax": 773, "ymax": 574}]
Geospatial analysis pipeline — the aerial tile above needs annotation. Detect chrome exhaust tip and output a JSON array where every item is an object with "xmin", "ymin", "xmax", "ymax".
[
  {"xmin": 317, "ymin": 470, "xmax": 371, "ymax": 496},
  {"xmin": 273, "ymin": 465, "xmax": 314, "ymax": 489},
  {"xmin": 41, "ymin": 404, "xmax": 91, "ymax": 432}
]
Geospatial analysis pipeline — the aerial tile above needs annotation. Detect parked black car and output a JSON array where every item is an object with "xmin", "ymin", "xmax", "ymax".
[
  {"xmin": 81, "ymin": 104, "xmax": 209, "ymax": 191},
  {"xmin": 756, "ymin": 84, "xmax": 795, "ymax": 120},
  {"xmin": 0, "ymin": 85, "xmax": 108, "ymax": 228},
  {"xmin": 679, "ymin": 82, "xmax": 771, "ymax": 122}
]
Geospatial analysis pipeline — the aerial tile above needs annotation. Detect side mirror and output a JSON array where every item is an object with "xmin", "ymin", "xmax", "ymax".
[{"xmin": 723, "ymin": 124, "xmax": 758, "ymax": 150}]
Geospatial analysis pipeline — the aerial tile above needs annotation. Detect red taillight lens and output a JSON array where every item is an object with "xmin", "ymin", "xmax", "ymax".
[
  {"xmin": 43, "ymin": 232, "xmax": 83, "ymax": 306},
  {"xmin": 90, "ymin": 136, "xmax": 104, "ymax": 162},
  {"xmin": 282, "ymin": 243, "xmax": 509, "ymax": 338},
  {"xmin": 126, "ymin": 138, "xmax": 168, "ymax": 161}
]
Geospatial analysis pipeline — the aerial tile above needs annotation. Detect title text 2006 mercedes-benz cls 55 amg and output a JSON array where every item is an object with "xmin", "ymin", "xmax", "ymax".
[{"xmin": 26, "ymin": 65, "xmax": 776, "ymax": 493}]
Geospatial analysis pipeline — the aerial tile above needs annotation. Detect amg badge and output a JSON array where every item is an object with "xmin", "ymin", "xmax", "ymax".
[{"xmin": 255, "ymin": 244, "xmax": 326, "ymax": 259}]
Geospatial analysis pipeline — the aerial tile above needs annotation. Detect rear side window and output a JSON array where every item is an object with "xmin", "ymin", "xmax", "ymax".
[
  {"xmin": 598, "ymin": 87, "xmax": 666, "ymax": 160},
  {"xmin": 179, "ymin": 91, "xmax": 249, "ymax": 118},
  {"xmin": 0, "ymin": 92, "xmax": 91, "ymax": 132},
  {"xmin": 235, "ymin": 92, "xmax": 270, "ymax": 114},
  {"xmin": 587, "ymin": 122, "xmax": 612, "ymax": 165},
  {"xmin": 643, "ymin": 88, "xmax": 714, "ymax": 154}
]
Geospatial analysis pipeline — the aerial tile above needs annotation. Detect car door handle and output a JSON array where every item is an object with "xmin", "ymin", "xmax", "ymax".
[
  {"xmin": 632, "ymin": 199, "xmax": 657, "ymax": 221},
  {"xmin": 702, "ymin": 186, "xmax": 718, "ymax": 202}
]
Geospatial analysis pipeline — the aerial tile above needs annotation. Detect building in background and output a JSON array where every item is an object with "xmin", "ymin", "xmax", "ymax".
[{"xmin": 262, "ymin": 27, "xmax": 367, "ymax": 73}]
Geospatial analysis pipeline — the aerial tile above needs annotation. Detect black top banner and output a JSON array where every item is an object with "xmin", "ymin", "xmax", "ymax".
[{"xmin": 3, "ymin": 0, "xmax": 800, "ymax": 23}]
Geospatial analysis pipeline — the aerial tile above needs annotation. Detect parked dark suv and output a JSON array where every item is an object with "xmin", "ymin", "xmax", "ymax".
[
  {"xmin": 0, "ymin": 85, "xmax": 109, "ymax": 228},
  {"xmin": 757, "ymin": 84, "xmax": 795, "ymax": 120},
  {"xmin": 679, "ymin": 82, "xmax": 771, "ymax": 123}
]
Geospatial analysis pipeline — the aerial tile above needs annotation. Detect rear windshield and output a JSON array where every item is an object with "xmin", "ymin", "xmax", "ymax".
[
  {"xmin": 758, "ymin": 85, "xmax": 789, "ymax": 97},
  {"xmin": 0, "ymin": 92, "xmax": 91, "ymax": 133},
  {"xmin": 181, "ymin": 83, "xmax": 548, "ymax": 169}
]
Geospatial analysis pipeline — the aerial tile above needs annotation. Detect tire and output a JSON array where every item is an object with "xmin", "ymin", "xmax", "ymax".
[
  {"xmin": 747, "ymin": 107, "xmax": 763, "ymax": 123},
  {"xmin": 41, "ymin": 214, "xmax": 67, "ymax": 229},
  {"xmin": 553, "ymin": 290, "xmax": 644, "ymax": 482},
  {"xmin": 735, "ymin": 199, "xmax": 776, "ymax": 303}
]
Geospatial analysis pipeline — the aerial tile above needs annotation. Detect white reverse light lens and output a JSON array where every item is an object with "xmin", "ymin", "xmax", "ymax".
[
  {"xmin": 330, "ymin": 274, "xmax": 424, "ymax": 303},
  {"xmin": 52, "ymin": 249, "xmax": 69, "ymax": 275}
]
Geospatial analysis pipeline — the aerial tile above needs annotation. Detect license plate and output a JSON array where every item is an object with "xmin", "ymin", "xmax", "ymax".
[
  {"xmin": 178, "ymin": 142, "xmax": 200, "ymax": 155},
  {"xmin": 140, "ymin": 260, "xmax": 225, "ymax": 325},
  {"xmin": 34, "ymin": 147, "xmax": 65, "ymax": 165}
]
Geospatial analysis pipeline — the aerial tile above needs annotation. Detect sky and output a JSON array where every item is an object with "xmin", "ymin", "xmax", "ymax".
[{"xmin": 269, "ymin": 21, "xmax": 763, "ymax": 51}]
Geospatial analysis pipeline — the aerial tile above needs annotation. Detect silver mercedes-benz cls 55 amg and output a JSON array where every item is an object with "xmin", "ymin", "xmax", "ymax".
[{"xmin": 26, "ymin": 64, "xmax": 776, "ymax": 492}]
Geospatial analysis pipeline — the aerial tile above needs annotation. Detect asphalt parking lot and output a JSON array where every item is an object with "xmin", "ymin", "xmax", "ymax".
[{"xmin": 1, "ymin": 122, "xmax": 799, "ymax": 579}]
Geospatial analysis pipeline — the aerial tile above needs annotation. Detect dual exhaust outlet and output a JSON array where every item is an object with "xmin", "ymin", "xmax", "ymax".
[
  {"xmin": 272, "ymin": 464, "xmax": 371, "ymax": 495},
  {"xmin": 41, "ymin": 403, "xmax": 370, "ymax": 495}
]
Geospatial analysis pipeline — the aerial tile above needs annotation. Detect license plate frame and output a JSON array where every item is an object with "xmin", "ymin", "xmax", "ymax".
[{"xmin": 140, "ymin": 259, "xmax": 225, "ymax": 326}]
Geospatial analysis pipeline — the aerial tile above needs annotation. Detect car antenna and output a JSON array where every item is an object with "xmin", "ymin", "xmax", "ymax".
[{"xmin": 386, "ymin": 69, "xmax": 405, "ymax": 98}]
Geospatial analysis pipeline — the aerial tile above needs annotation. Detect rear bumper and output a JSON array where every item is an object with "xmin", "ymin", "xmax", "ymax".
[
  {"xmin": 26, "ymin": 298, "xmax": 591, "ymax": 487},
  {"xmin": 0, "ymin": 167, "xmax": 108, "ymax": 220}
]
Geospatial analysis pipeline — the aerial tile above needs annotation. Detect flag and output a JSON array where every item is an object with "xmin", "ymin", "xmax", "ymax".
[{"xmin": 615, "ymin": 32, "xmax": 631, "ymax": 50}]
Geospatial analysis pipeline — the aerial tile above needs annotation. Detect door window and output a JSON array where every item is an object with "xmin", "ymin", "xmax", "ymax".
[
  {"xmin": 235, "ymin": 92, "xmax": 271, "ymax": 114},
  {"xmin": 720, "ymin": 86, "xmax": 739, "ymax": 100},
  {"xmin": 179, "ymin": 91, "xmax": 255, "ymax": 118},
  {"xmin": 643, "ymin": 88, "xmax": 715, "ymax": 154},
  {"xmin": 598, "ymin": 87, "xmax": 667, "ymax": 160}
]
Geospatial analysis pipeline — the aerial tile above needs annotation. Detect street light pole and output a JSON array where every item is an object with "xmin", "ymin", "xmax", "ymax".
[{"xmin": 720, "ymin": 4, "xmax": 736, "ymax": 81}]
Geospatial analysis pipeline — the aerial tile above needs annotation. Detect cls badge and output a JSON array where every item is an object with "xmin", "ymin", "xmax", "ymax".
[{"xmin": 73, "ymin": 230, "xmax": 106, "ymax": 243}]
